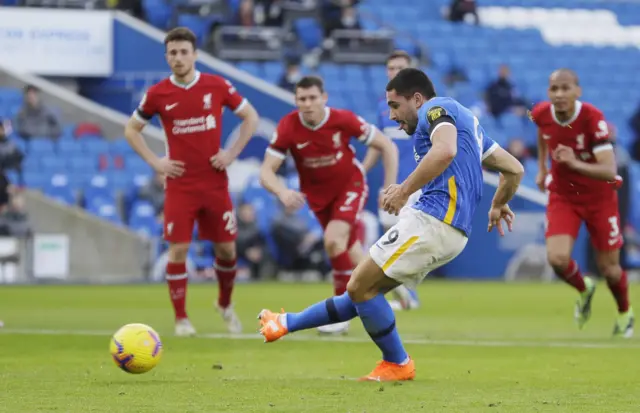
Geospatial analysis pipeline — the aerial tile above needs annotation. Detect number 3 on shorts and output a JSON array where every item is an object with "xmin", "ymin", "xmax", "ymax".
[{"xmin": 223, "ymin": 210, "xmax": 237, "ymax": 234}]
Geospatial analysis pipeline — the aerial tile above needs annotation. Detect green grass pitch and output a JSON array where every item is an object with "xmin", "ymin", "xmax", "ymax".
[{"xmin": 0, "ymin": 281, "xmax": 639, "ymax": 412}]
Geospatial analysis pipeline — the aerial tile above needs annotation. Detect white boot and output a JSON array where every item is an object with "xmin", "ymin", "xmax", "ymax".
[
  {"xmin": 175, "ymin": 318, "xmax": 197, "ymax": 337},
  {"xmin": 317, "ymin": 320, "xmax": 350, "ymax": 335},
  {"xmin": 216, "ymin": 303, "xmax": 243, "ymax": 334}
]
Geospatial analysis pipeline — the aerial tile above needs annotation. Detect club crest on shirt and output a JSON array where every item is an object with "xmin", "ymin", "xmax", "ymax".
[
  {"xmin": 203, "ymin": 93, "xmax": 212, "ymax": 110},
  {"xmin": 332, "ymin": 132, "xmax": 341, "ymax": 148}
]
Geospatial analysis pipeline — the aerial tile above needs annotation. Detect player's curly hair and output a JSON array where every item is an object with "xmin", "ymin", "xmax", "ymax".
[
  {"xmin": 164, "ymin": 27, "xmax": 197, "ymax": 51},
  {"xmin": 386, "ymin": 68, "xmax": 436, "ymax": 100}
]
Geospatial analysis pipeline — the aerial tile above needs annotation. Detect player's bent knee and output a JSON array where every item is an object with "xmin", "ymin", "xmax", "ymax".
[
  {"xmin": 547, "ymin": 251, "xmax": 571, "ymax": 271},
  {"xmin": 168, "ymin": 243, "xmax": 190, "ymax": 262},
  {"xmin": 214, "ymin": 242, "xmax": 236, "ymax": 260},
  {"xmin": 324, "ymin": 235, "xmax": 347, "ymax": 257},
  {"xmin": 601, "ymin": 265, "xmax": 622, "ymax": 281},
  {"xmin": 596, "ymin": 256, "xmax": 622, "ymax": 281}
]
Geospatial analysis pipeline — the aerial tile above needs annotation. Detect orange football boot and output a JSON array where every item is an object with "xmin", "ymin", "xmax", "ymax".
[
  {"xmin": 257, "ymin": 308, "xmax": 288, "ymax": 343},
  {"xmin": 358, "ymin": 358, "xmax": 416, "ymax": 382}
]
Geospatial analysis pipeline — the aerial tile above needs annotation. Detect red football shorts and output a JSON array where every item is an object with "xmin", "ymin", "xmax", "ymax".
[
  {"xmin": 163, "ymin": 189, "xmax": 237, "ymax": 244},
  {"xmin": 313, "ymin": 184, "xmax": 368, "ymax": 248},
  {"xmin": 545, "ymin": 192, "xmax": 623, "ymax": 251}
]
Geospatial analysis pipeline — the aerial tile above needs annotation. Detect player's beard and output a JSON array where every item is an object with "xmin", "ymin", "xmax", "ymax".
[
  {"xmin": 172, "ymin": 64, "xmax": 193, "ymax": 80},
  {"xmin": 302, "ymin": 109, "xmax": 323, "ymax": 126},
  {"xmin": 403, "ymin": 116, "xmax": 418, "ymax": 135}
]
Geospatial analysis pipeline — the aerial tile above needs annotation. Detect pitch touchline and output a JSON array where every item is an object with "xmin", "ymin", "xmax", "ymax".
[{"xmin": 1, "ymin": 328, "xmax": 637, "ymax": 349}]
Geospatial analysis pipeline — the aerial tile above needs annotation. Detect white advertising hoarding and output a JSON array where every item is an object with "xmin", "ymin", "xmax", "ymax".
[
  {"xmin": 33, "ymin": 234, "xmax": 69, "ymax": 280},
  {"xmin": 0, "ymin": 8, "xmax": 113, "ymax": 76}
]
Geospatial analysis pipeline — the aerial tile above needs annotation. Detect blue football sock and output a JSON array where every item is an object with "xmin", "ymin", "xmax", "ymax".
[
  {"xmin": 286, "ymin": 292, "xmax": 358, "ymax": 332},
  {"xmin": 354, "ymin": 293, "xmax": 408, "ymax": 364}
]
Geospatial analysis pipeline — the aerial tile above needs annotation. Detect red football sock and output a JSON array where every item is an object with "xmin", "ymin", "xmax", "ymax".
[
  {"xmin": 555, "ymin": 259, "xmax": 586, "ymax": 293},
  {"xmin": 166, "ymin": 262, "xmax": 188, "ymax": 320},
  {"xmin": 215, "ymin": 258, "xmax": 237, "ymax": 309},
  {"xmin": 330, "ymin": 251, "xmax": 353, "ymax": 296},
  {"xmin": 607, "ymin": 270, "xmax": 630, "ymax": 313}
]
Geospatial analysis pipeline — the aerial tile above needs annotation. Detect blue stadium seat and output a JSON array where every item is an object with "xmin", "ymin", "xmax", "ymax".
[
  {"xmin": 23, "ymin": 171, "xmax": 48, "ymax": 189},
  {"xmin": 129, "ymin": 200, "xmax": 157, "ymax": 222},
  {"xmin": 0, "ymin": 87, "xmax": 22, "ymax": 107},
  {"xmin": 141, "ymin": 0, "xmax": 173, "ymax": 29},
  {"xmin": 23, "ymin": 154, "xmax": 40, "ymax": 172},
  {"xmin": 60, "ymin": 125, "xmax": 77, "ymax": 140},
  {"xmin": 109, "ymin": 139, "xmax": 134, "ymax": 155},
  {"xmin": 107, "ymin": 171, "xmax": 133, "ymax": 191},
  {"xmin": 28, "ymin": 139, "xmax": 55, "ymax": 154},
  {"xmin": 40, "ymin": 156, "xmax": 67, "ymax": 173},
  {"xmin": 83, "ymin": 174, "xmax": 116, "ymax": 205},
  {"xmin": 69, "ymin": 156, "xmax": 98, "ymax": 174},
  {"xmin": 629, "ymin": 162, "xmax": 640, "ymax": 230},
  {"xmin": 80, "ymin": 138, "xmax": 110, "ymax": 154},
  {"xmin": 125, "ymin": 155, "xmax": 153, "ymax": 174},
  {"xmin": 89, "ymin": 202, "xmax": 123, "ymax": 225},
  {"xmin": 236, "ymin": 61, "xmax": 263, "ymax": 77},
  {"xmin": 294, "ymin": 18, "xmax": 323, "ymax": 50},
  {"xmin": 176, "ymin": 14, "xmax": 218, "ymax": 47},
  {"xmin": 129, "ymin": 200, "xmax": 160, "ymax": 236},
  {"xmin": 58, "ymin": 139, "xmax": 83, "ymax": 155},
  {"xmin": 44, "ymin": 184, "xmax": 77, "ymax": 206}
]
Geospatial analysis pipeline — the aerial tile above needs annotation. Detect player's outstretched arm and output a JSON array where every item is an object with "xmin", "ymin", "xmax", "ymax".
[
  {"xmin": 482, "ymin": 146, "xmax": 525, "ymax": 207},
  {"xmin": 553, "ymin": 143, "xmax": 617, "ymax": 181},
  {"xmin": 124, "ymin": 117, "xmax": 184, "ymax": 178},
  {"xmin": 259, "ymin": 152, "xmax": 305, "ymax": 210},
  {"xmin": 367, "ymin": 130, "xmax": 398, "ymax": 190}
]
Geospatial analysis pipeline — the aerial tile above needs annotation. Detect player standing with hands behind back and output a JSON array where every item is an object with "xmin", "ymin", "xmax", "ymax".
[
  {"xmin": 531, "ymin": 69, "xmax": 633, "ymax": 337},
  {"xmin": 124, "ymin": 28, "xmax": 259, "ymax": 336}
]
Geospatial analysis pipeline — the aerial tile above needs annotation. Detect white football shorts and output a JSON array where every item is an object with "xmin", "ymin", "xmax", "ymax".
[
  {"xmin": 369, "ymin": 207, "xmax": 468, "ymax": 289},
  {"xmin": 378, "ymin": 189, "xmax": 422, "ymax": 228}
]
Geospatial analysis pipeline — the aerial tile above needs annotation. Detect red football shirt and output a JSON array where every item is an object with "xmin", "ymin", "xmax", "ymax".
[
  {"xmin": 531, "ymin": 100, "xmax": 614, "ymax": 201},
  {"xmin": 135, "ymin": 71, "xmax": 247, "ymax": 192},
  {"xmin": 267, "ymin": 107, "xmax": 375, "ymax": 210}
]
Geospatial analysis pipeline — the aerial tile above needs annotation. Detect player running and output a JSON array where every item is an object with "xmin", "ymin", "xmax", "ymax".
[
  {"xmin": 530, "ymin": 69, "xmax": 633, "ymax": 337},
  {"xmin": 258, "ymin": 68, "xmax": 524, "ymax": 381},
  {"xmin": 362, "ymin": 50, "xmax": 420, "ymax": 312},
  {"xmin": 259, "ymin": 75, "xmax": 399, "ymax": 336},
  {"xmin": 124, "ymin": 28, "xmax": 259, "ymax": 336}
]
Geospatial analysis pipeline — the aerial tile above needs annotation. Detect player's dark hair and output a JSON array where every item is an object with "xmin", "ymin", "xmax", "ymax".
[
  {"xmin": 24, "ymin": 84, "xmax": 39, "ymax": 94},
  {"xmin": 295, "ymin": 76, "xmax": 325, "ymax": 93},
  {"xmin": 164, "ymin": 27, "xmax": 197, "ymax": 51},
  {"xmin": 386, "ymin": 50, "xmax": 412, "ymax": 65},
  {"xmin": 386, "ymin": 68, "xmax": 436, "ymax": 100}
]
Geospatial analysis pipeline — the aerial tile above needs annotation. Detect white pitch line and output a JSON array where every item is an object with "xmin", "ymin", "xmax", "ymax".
[{"xmin": 1, "ymin": 328, "xmax": 638, "ymax": 349}]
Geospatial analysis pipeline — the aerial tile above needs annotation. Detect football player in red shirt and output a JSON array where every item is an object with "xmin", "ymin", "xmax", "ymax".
[
  {"xmin": 260, "ymin": 75, "xmax": 398, "ymax": 335},
  {"xmin": 531, "ymin": 69, "xmax": 633, "ymax": 337},
  {"xmin": 124, "ymin": 28, "xmax": 259, "ymax": 336}
]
